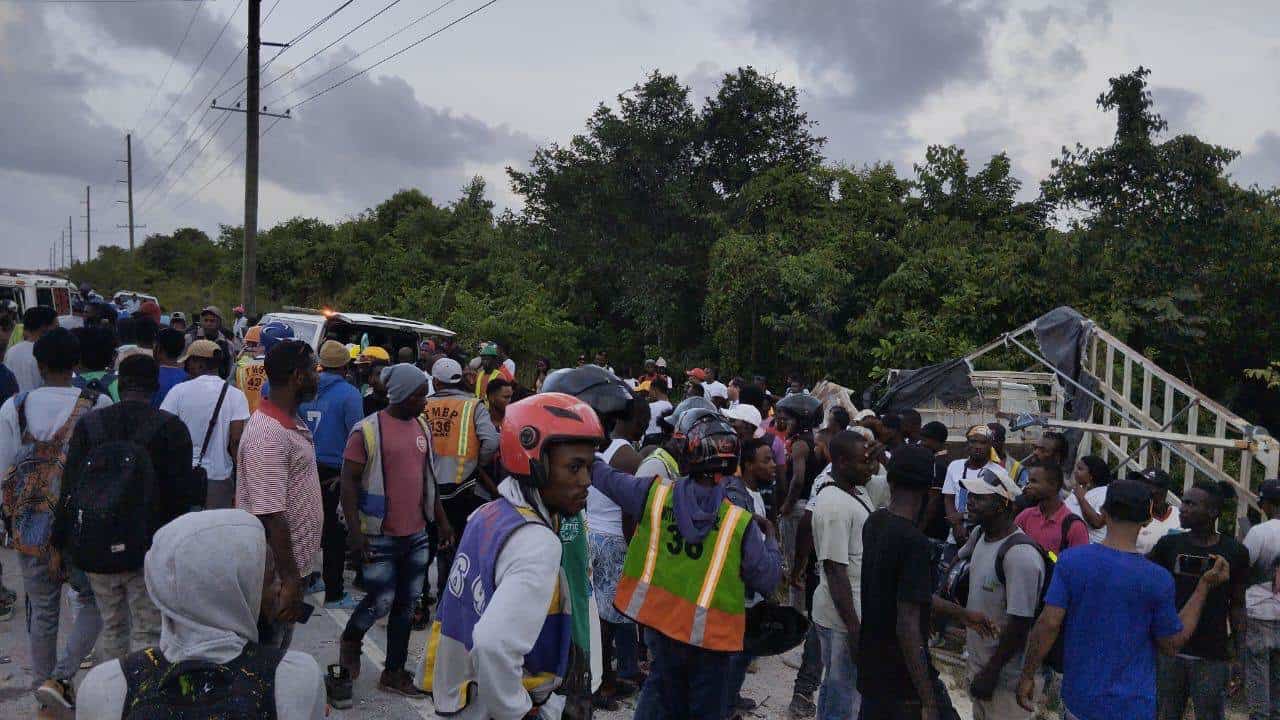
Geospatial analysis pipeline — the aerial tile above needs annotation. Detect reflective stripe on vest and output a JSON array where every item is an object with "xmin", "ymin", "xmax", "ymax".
[
  {"xmin": 424, "ymin": 397, "xmax": 480, "ymax": 485},
  {"xmin": 615, "ymin": 478, "xmax": 751, "ymax": 651}
]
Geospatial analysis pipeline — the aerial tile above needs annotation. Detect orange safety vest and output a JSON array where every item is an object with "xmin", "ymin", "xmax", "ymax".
[
  {"xmin": 423, "ymin": 396, "xmax": 480, "ymax": 485},
  {"xmin": 236, "ymin": 359, "xmax": 268, "ymax": 415}
]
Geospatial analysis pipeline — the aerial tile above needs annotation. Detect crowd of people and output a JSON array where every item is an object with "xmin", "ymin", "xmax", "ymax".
[{"xmin": 2, "ymin": 295, "xmax": 1280, "ymax": 720}]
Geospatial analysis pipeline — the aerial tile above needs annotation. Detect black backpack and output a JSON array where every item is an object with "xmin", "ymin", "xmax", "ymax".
[
  {"xmin": 64, "ymin": 410, "xmax": 161, "ymax": 573},
  {"xmin": 120, "ymin": 642, "xmax": 286, "ymax": 719}
]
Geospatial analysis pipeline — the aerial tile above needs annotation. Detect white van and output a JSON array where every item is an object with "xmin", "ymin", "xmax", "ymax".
[
  {"xmin": 257, "ymin": 307, "xmax": 455, "ymax": 357},
  {"xmin": 0, "ymin": 270, "xmax": 79, "ymax": 317}
]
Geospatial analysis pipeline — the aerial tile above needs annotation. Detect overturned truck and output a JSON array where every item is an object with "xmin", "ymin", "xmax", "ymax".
[{"xmin": 874, "ymin": 307, "xmax": 1277, "ymax": 532}]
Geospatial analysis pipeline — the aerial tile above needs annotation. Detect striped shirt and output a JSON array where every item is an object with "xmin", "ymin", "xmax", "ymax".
[{"xmin": 236, "ymin": 398, "xmax": 323, "ymax": 578}]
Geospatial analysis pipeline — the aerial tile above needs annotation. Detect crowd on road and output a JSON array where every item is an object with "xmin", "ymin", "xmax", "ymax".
[{"xmin": 3, "ymin": 293, "xmax": 1280, "ymax": 720}]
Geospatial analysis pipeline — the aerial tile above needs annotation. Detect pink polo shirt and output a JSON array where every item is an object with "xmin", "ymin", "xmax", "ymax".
[{"xmin": 1015, "ymin": 502, "xmax": 1090, "ymax": 554}]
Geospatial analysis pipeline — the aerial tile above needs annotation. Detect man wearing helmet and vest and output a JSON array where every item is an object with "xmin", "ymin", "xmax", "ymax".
[
  {"xmin": 423, "ymin": 357, "xmax": 500, "ymax": 600},
  {"xmin": 417, "ymin": 392, "xmax": 603, "ymax": 719},
  {"xmin": 588, "ymin": 405, "xmax": 784, "ymax": 719},
  {"xmin": 476, "ymin": 342, "xmax": 514, "ymax": 402}
]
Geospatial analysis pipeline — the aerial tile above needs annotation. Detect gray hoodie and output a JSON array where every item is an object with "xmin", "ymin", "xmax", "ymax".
[{"xmin": 76, "ymin": 509, "xmax": 325, "ymax": 719}]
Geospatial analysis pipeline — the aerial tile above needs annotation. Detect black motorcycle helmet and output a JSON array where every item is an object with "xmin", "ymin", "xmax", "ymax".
[
  {"xmin": 541, "ymin": 364, "xmax": 636, "ymax": 429},
  {"xmin": 683, "ymin": 413, "xmax": 740, "ymax": 477},
  {"xmin": 658, "ymin": 396, "xmax": 718, "ymax": 435},
  {"xmin": 775, "ymin": 393, "xmax": 823, "ymax": 433}
]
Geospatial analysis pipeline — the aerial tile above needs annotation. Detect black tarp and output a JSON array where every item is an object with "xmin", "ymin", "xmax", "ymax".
[
  {"xmin": 1032, "ymin": 306, "xmax": 1094, "ymax": 464},
  {"xmin": 873, "ymin": 358, "xmax": 977, "ymax": 414}
]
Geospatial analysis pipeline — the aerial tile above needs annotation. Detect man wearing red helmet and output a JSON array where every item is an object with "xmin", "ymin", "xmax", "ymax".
[
  {"xmin": 588, "ymin": 410, "xmax": 784, "ymax": 719},
  {"xmin": 418, "ymin": 392, "xmax": 603, "ymax": 719}
]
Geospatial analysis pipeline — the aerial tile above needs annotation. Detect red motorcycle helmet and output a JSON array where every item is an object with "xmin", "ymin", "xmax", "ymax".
[{"xmin": 501, "ymin": 392, "xmax": 606, "ymax": 488}]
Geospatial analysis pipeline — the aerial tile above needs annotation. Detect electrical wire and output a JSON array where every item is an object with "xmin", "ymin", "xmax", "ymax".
[
  {"xmin": 266, "ymin": 0, "xmax": 457, "ymax": 107},
  {"xmin": 173, "ymin": 117, "xmax": 283, "ymax": 211},
  {"xmin": 139, "ymin": 0, "xmax": 244, "ymax": 143},
  {"xmin": 209, "ymin": 0, "xmax": 358, "ymax": 101},
  {"xmin": 135, "ymin": 0, "xmax": 204, "ymax": 134},
  {"xmin": 261, "ymin": 0, "xmax": 406, "ymax": 92},
  {"xmin": 290, "ymin": 0, "xmax": 497, "ymax": 111}
]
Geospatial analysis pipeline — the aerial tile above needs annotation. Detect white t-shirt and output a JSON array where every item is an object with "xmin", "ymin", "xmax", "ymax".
[
  {"xmin": 646, "ymin": 399, "xmax": 673, "ymax": 436},
  {"xmin": 160, "ymin": 374, "xmax": 250, "ymax": 482},
  {"xmin": 0, "ymin": 386, "xmax": 113, "ymax": 471},
  {"xmin": 1245, "ymin": 519, "xmax": 1280, "ymax": 621},
  {"xmin": 1136, "ymin": 505, "xmax": 1182, "ymax": 555},
  {"xmin": 703, "ymin": 380, "xmax": 728, "ymax": 402},
  {"xmin": 4, "ymin": 341, "xmax": 42, "ymax": 394},
  {"xmin": 502, "ymin": 358, "xmax": 516, "ymax": 378},
  {"xmin": 810, "ymin": 482, "xmax": 873, "ymax": 630},
  {"xmin": 1063, "ymin": 486, "xmax": 1109, "ymax": 543},
  {"xmin": 586, "ymin": 439, "xmax": 630, "ymax": 537}
]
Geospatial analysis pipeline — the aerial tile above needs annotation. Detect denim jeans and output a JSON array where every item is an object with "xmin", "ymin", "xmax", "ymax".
[
  {"xmin": 20, "ymin": 553, "xmax": 101, "ymax": 689},
  {"xmin": 342, "ymin": 530, "xmax": 430, "ymax": 672},
  {"xmin": 634, "ymin": 628, "xmax": 733, "ymax": 720},
  {"xmin": 1157, "ymin": 654, "xmax": 1229, "ymax": 720},
  {"xmin": 793, "ymin": 623, "xmax": 823, "ymax": 698},
  {"xmin": 815, "ymin": 623, "xmax": 860, "ymax": 720},
  {"xmin": 1247, "ymin": 616, "xmax": 1280, "ymax": 720}
]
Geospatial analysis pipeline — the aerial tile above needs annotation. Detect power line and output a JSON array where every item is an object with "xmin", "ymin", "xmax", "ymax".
[
  {"xmin": 209, "ymin": 0, "xmax": 358, "ymax": 102},
  {"xmin": 140, "ymin": 0, "xmax": 279, "ymax": 204},
  {"xmin": 139, "ymin": 0, "xmax": 241, "ymax": 143},
  {"xmin": 261, "ymin": 0, "xmax": 406, "ymax": 92},
  {"xmin": 141, "ymin": 109, "xmax": 238, "ymax": 212},
  {"xmin": 266, "ymin": 0, "xmax": 458, "ymax": 107},
  {"xmin": 135, "ymin": 0, "xmax": 205, "ymax": 132},
  {"xmin": 174, "ymin": 116, "xmax": 282, "ymax": 211},
  {"xmin": 291, "ymin": 0, "xmax": 498, "ymax": 112}
]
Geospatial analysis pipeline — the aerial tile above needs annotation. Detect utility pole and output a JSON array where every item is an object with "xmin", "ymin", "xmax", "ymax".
[
  {"xmin": 59, "ymin": 230, "xmax": 65, "ymax": 269},
  {"xmin": 67, "ymin": 215, "xmax": 74, "ymax": 267},
  {"xmin": 82, "ymin": 185, "xmax": 91, "ymax": 262},
  {"xmin": 116, "ymin": 134, "xmax": 141, "ymax": 251},
  {"xmin": 211, "ymin": 0, "xmax": 289, "ymax": 316},
  {"xmin": 242, "ymin": 0, "xmax": 261, "ymax": 315}
]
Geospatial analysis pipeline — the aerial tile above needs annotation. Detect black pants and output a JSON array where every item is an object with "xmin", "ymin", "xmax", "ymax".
[
  {"xmin": 318, "ymin": 465, "xmax": 346, "ymax": 603},
  {"xmin": 435, "ymin": 490, "xmax": 485, "ymax": 598},
  {"xmin": 860, "ymin": 665, "xmax": 959, "ymax": 720}
]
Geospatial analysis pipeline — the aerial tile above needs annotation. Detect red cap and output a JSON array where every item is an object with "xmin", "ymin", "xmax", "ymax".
[
  {"xmin": 138, "ymin": 300, "xmax": 161, "ymax": 324},
  {"xmin": 687, "ymin": 368, "xmax": 708, "ymax": 382}
]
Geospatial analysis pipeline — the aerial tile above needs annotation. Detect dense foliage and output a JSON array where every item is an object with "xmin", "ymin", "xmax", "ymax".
[{"xmin": 70, "ymin": 67, "xmax": 1280, "ymax": 426}]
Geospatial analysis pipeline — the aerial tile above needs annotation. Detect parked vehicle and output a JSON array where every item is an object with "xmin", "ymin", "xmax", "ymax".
[
  {"xmin": 0, "ymin": 270, "xmax": 79, "ymax": 317},
  {"xmin": 258, "ymin": 307, "xmax": 454, "ymax": 358}
]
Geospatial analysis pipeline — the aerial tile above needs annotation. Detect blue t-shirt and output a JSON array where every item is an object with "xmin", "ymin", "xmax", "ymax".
[
  {"xmin": 1046, "ymin": 543, "xmax": 1182, "ymax": 720},
  {"xmin": 152, "ymin": 366, "xmax": 190, "ymax": 408}
]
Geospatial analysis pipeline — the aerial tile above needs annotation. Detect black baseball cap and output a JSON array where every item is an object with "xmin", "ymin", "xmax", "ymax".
[
  {"xmin": 1259, "ymin": 479, "xmax": 1280, "ymax": 504},
  {"xmin": 1103, "ymin": 479, "xmax": 1153, "ymax": 521},
  {"xmin": 887, "ymin": 445, "xmax": 934, "ymax": 489}
]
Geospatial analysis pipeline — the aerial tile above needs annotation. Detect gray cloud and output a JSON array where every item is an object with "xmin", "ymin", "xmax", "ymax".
[
  {"xmin": 0, "ymin": 8, "xmax": 150, "ymax": 186},
  {"xmin": 1231, "ymin": 131, "xmax": 1280, "ymax": 189},
  {"xmin": 1150, "ymin": 86, "xmax": 1205, "ymax": 134},
  {"xmin": 741, "ymin": 0, "xmax": 1007, "ymax": 112},
  {"xmin": 78, "ymin": 0, "xmax": 240, "ymax": 65},
  {"xmin": 258, "ymin": 70, "xmax": 537, "ymax": 203}
]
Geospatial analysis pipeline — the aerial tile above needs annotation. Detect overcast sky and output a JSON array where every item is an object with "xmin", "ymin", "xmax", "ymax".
[{"xmin": 3, "ymin": 0, "xmax": 1280, "ymax": 269}]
